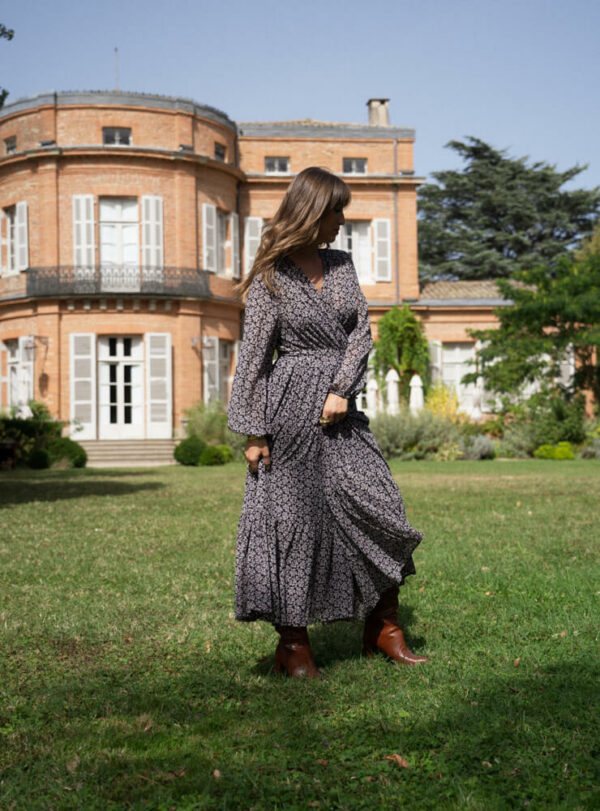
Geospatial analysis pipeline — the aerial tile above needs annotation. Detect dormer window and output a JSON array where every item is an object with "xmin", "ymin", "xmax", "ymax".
[
  {"xmin": 343, "ymin": 157, "xmax": 367, "ymax": 175},
  {"xmin": 265, "ymin": 156, "xmax": 289, "ymax": 174},
  {"xmin": 103, "ymin": 127, "xmax": 132, "ymax": 146},
  {"xmin": 214, "ymin": 143, "xmax": 226, "ymax": 162},
  {"xmin": 4, "ymin": 136, "xmax": 16, "ymax": 155}
]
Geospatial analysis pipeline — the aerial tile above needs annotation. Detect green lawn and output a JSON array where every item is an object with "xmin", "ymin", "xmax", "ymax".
[{"xmin": 1, "ymin": 461, "xmax": 598, "ymax": 810}]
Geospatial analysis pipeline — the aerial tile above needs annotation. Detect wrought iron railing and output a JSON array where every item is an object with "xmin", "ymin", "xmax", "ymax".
[{"xmin": 25, "ymin": 266, "xmax": 213, "ymax": 298}]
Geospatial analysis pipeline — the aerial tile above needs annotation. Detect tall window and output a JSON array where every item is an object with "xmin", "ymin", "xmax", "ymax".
[
  {"xmin": 1, "ymin": 202, "xmax": 28, "ymax": 275},
  {"xmin": 332, "ymin": 218, "xmax": 391, "ymax": 283},
  {"xmin": 265, "ymin": 156, "xmax": 289, "ymax": 173},
  {"xmin": 4, "ymin": 206, "xmax": 16, "ymax": 273},
  {"xmin": 202, "ymin": 204, "xmax": 240, "ymax": 278},
  {"xmin": 4, "ymin": 136, "xmax": 16, "ymax": 155},
  {"xmin": 342, "ymin": 157, "xmax": 367, "ymax": 174},
  {"xmin": 342, "ymin": 221, "xmax": 371, "ymax": 282},
  {"xmin": 216, "ymin": 210, "xmax": 228, "ymax": 274},
  {"xmin": 3, "ymin": 338, "xmax": 33, "ymax": 408},
  {"xmin": 202, "ymin": 336, "xmax": 233, "ymax": 404},
  {"xmin": 99, "ymin": 198, "xmax": 139, "ymax": 267},
  {"xmin": 214, "ymin": 142, "xmax": 226, "ymax": 162},
  {"xmin": 103, "ymin": 127, "xmax": 132, "ymax": 146}
]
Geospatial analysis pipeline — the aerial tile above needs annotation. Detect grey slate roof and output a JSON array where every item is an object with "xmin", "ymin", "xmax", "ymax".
[{"xmin": 237, "ymin": 120, "xmax": 415, "ymax": 139}]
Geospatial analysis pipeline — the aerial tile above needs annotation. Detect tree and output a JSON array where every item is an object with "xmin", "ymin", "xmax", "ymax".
[
  {"xmin": 418, "ymin": 137, "xmax": 600, "ymax": 281},
  {"xmin": 575, "ymin": 219, "xmax": 600, "ymax": 260},
  {"xmin": 371, "ymin": 305, "xmax": 431, "ymax": 400},
  {"xmin": 0, "ymin": 24, "xmax": 14, "ymax": 109},
  {"xmin": 463, "ymin": 252, "xmax": 600, "ymax": 405}
]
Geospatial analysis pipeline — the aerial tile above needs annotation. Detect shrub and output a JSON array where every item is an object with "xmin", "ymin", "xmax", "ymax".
[
  {"xmin": 434, "ymin": 442, "xmax": 462, "ymax": 462},
  {"xmin": 199, "ymin": 445, "xmax": 228, "ymax": 466},
  {"xmin": 580, "ymin": 439, "xmax": 600, "ymax": 460},
  {"xmin": 0, "ymin": 415, "xmax": 63, "ymax": 466},
  {"xmin": 174, "ymin": 436, "xmax": 207, "ymax": 466},
  {"xmin": 27, "ymin": 448, "xmax": 50, "ymax": 469},
  {"xmin": 213, "ymin": 444, "xmax": 234, "ymax": 462},
  {"xmin": 490, "ymin": 392, "xmax": 586, "ymax": 457},
  {"xmin": 526, "ymin": 393, "xmax": 586, "ymax": 447},
  {"xmin": 425, "ymin": 382, "xmax": 462, "ymax": 422},
  {"xmin": 48, "ymin": 437, "xmax": 87, "ymax": 468},
  {"xmin": 460, "ymin": 434, "xmax": 496, "ymax": 460},
  {"xmin": 533, "ymin": 442, "xmax": 576, "ymax": 460},
  {"xmin": 370, "ymin": 408, "xmax": 459, "ymax": 461},
  {"xmin": 183, "ymin": 400, "xmax": 247, "ymax": 461}
]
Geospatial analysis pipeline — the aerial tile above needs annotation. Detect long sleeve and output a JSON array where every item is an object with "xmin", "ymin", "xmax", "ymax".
[
  {"xmin": 227, "ymin": 273, "xmax": 280, "ymax": 436},
  {"xmin": 328, "ymin": 256, "xmax": 373, "ymax": 399}
]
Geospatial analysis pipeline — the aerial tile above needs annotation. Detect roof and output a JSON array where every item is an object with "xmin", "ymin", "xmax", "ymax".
[
  {"xmin": 418, "ymin": 279, "xmax": 512, "ymax": 307},
  {"xmin": 237, "ymin": 120, "xmax": 415, "ymax": 139},
  {"xmin": 420, "ymin": 280, "xmax": 504, "ymax": 299},
  {"xmin": 0, "ymin": 90, "xmax": 237, "ymax": 131}
]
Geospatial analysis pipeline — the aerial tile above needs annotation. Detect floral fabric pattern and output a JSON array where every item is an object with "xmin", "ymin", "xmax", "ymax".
[{"xmin": 227, "ymin": 249, "xmax": 423, "ymax": 625}]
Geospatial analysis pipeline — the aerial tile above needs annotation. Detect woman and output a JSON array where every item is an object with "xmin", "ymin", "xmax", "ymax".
[{"xmin": 227, "ymin": 167, "xmax": 428, "ymax": 678}]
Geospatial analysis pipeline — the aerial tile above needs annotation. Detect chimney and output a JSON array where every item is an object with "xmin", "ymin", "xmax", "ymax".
[{"xmin": 367, "ymin": 98, "xmax": 390, "ymax": 126}]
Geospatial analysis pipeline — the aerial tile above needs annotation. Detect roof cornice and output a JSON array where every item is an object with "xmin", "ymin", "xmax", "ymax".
[{"xmin": 0, "ymin": 90, "xmax": 237, "ymax": 132}]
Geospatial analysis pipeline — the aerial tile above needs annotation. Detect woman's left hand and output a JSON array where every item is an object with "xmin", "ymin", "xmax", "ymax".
[{"xmin": 320, "ymin": 392, "xmax": 348, "ymax": 425}]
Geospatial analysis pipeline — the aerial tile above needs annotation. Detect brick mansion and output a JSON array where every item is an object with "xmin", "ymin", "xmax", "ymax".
[{"xmin": 0, "ymin": 91, "xmax": 503, "ymax": 447}]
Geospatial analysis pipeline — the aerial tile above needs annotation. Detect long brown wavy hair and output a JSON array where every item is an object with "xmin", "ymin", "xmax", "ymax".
[{"xmin": 233, "ymin": 166, "xmax": 351, "ymax": 299}]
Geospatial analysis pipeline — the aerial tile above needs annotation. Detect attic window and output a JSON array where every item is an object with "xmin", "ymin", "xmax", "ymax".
[
  {"xmin": 265, "ymin": 156, "xmax": 289, "ymax": 173},
  {"xmin": 214, "ymin": 143, "xmax": 226, "ymax": 162},
  {"xmin": 343, "ymin": 158, "xmax": 367, "ymax": 174},
  {"xmin": 4, "ymin": 136, "xmax": 16, "ymax": 155},
  {"xmin": 103, "ymin": 127, "xmax": 132, "ymax": 146}
]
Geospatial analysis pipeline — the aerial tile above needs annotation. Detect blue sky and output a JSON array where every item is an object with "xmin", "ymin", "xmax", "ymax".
[{"xmin": 3, "ymin": 0, "xmax": 600, "ymax": 189}]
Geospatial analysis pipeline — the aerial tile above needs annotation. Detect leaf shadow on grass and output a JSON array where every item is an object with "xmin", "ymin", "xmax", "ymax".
[
  {"xmin": 8, "ymin": 651, "xmax": 599, "ymax": 809},
  {"xmin": 0, "ymin": 477, "xmax": 164, "ymax": 507}
]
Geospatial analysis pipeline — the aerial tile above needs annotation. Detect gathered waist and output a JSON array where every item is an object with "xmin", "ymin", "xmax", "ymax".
[{"xmin": 277, "ymin": 346, "xmax": 343, "ymax": 358}]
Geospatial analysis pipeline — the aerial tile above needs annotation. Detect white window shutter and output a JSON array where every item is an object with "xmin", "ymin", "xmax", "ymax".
[
  {"xmin": 141, "ymin": 195, "xmax": 164, "ymax": 269},
  {"xmin": 203, "ymin": 203, "xmax": 217, "ymax": 272},
  {"xmin": 70, "ymin": 333, "xmax": 96, "ymax": 439},
  {"xmin": 202, "ymin": 335, "xmax": 218, "ymax": 404},
  {"xmin": 230, "ymin": 212, "xmax": 240, "ymax": 278},
  {"xmin": 429, "ymin": 341, "xmax": 443, "ymax": 384},
  {"xmin": 73, "ymin": 195, "xmax": 95, "ymax": 268},
  {"xmin": 219, "ymin": 340, "xmax": 232, "ymax": 403},
  {"xmin": 244, "ymin": 216, "xmax": 263, "ymax": 275},
  {"xmin": 18, "ymin": 336, "xmax": 34, "ymax": 406},
  {"xmin": 145, "ymin": 333, "xmax": 172, "ymax": 439},
  {"xmin": 373, "ymin": 218, "xmax": 391, "ymax": 281},
  {"xmin": 16, "ymin": 201, "xmax": 29, "ymax": 271},
  {"xmin": 0, "ymin": 210, "xmax": 8, "ymax": 275},
  {"xmin": 0, "ymin": 341, "xmax": 8, "ymax": 408}
]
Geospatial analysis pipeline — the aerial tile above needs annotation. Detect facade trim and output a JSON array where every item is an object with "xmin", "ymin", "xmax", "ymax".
[{"xmin": 0, "ymin": 91, "xmax": 237, "ymax": 132}]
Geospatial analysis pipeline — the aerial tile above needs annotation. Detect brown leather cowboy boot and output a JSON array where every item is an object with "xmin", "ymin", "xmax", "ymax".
[
  {"xmin": 274, "ymin": 625, "xmax": 321, "ymax": 679},
  {"xmin": 363, "ymin": 586, "xmax": 429, "ymax": 665}
]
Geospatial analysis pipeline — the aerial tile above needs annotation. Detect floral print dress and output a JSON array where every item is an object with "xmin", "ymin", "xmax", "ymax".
[{"xmin": 227, "ymin": 249, "xmax": 423, "ymax": 626}]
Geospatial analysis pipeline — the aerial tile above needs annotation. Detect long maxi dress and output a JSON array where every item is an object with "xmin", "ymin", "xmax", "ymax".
[{"xmin": 227, "ymin": 249, "xmax": 423, "ymax": 627}]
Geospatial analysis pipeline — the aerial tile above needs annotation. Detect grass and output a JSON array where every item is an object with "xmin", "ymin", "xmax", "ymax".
[{"xmin": 0, "ymin": 460, "xmax": 598, "ymax": 810}]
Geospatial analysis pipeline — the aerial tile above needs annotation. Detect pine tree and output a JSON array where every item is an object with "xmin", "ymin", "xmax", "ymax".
[
  {"xmin": 418, "ymin": 138, "xmax": 600, "ymax": 281},
  {"xmin": 0, "ymin": 24, "xmax": 14, "ymax": 109}
]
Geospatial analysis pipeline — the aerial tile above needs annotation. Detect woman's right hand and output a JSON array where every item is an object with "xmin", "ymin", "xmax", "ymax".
[{"xmin": 245, "ymin": 437, "xmax": 271, "ymax": 473}]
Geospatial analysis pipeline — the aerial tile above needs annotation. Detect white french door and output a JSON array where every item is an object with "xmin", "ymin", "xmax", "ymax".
[
  {"xmin": 99, "ymin": 197, "xmax": 140, "ymax": 292},
  {"xmin": 98, "ymin": 336, "xmax": 144, "ymax": 439}
]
